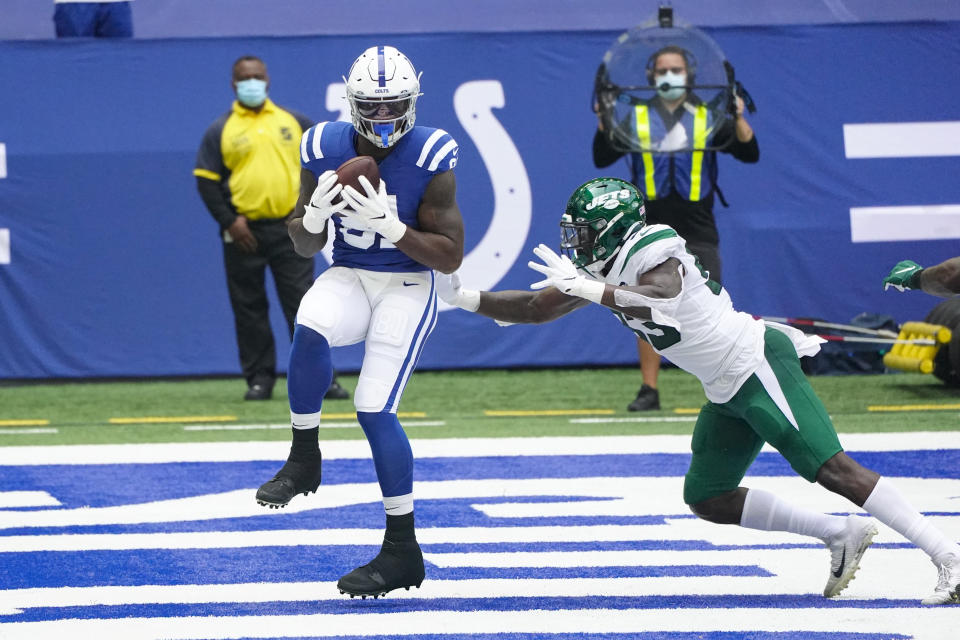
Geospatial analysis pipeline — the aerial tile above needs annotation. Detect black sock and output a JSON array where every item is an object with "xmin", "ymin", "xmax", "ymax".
[
  {"xmin": 288, "ymin": 427, "xmax": 320, "ymax": 462},
  {"xmin": 386, "ymin": 512, "xmax": 416, "ymax": 542}
]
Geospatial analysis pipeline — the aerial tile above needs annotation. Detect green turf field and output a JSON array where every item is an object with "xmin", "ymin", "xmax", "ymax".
[{"xmin": 1, "ymin": 368, "xmax": 958, "ymax": 446}]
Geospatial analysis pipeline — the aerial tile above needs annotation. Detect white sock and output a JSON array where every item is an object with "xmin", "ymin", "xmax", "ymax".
[
  {"xmin": 290, "ymin": 410, "xmax": 321, "ymax": 429},
  {"xmin": 863, "ymin": 477, "xmax": 960, "ymax": 565},
  {"xmin": 740, "ymin": 488, "xmax": 846, "ymax": 542},
  {"xmin": 383, "ymin": 493, "xmax": 413, "ymax": 516}
]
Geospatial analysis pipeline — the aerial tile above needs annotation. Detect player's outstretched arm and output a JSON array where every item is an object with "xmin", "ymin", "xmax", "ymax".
[
  {"xmin": 925, "ymin": 257, "xmax": 960, "ymax": 296},
  {"xmin": 438, "ymin": 272, "xmax": 587, "ymax": 324},
  {"xmin": 287, "ymin": 168, "xmax": 333, "ymax": 257},
  {"xmin": 887, "ymin": 257, "xmax": 960, "ymax": 297},
  {"xmin": 526, "ymin": 244, "xmax": 682, "ymax": 321}
]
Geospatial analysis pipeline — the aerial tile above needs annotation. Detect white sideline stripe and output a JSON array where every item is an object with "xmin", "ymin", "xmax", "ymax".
[
  {"xmin": 843, "ymin": 121, "xmax": 960, "ymax": 158},
  {"xmin": 1, "ymin": 605, "xmax": 957, "ymax": 640},
  {"xmin": 415, "ymin": 129, "xmax": 445, "ymax": 167},
  {"xmin": 0, "ymin": 428, "xmax": 56, "ymax": 435},
  {"xmin": 0, "ymin": 491, "xmax": 61, "ymax": 508},
  {"xmin": 850, "ymin": 204, "xmax": 960, "ymax": 242},
  {"xmin": 182, "ymin": 421, "xmax": 445, "ymax": 431},
  {"xmin": 0, "ymin": 432, "xmax": 957, "ymax": 466},
  {"xmin": 571, "ymin": 416, "xmax": 696, "ymax": 424}
]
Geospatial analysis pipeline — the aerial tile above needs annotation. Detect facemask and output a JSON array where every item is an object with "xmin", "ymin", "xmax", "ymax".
[
  {"xmin": 236, "ymin": 79, "xmax": 267, "ymax": 108},
  {"xmin": 655, "ymin": 71, "xmax": 687, "ymax": 101}
]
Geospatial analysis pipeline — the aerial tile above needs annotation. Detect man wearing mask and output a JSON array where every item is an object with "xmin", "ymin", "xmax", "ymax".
[
  {"xmin": 593, "ymin": 45, "xmax": 759, "ymax": 411},
  {"xmin": 195, "ymin": 56, "xmax": 350, "ymax": 401}
]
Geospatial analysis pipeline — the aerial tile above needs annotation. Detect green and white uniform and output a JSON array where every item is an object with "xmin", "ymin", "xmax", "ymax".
[{"xmin": 601, "ymin": 224, "xmax": 844, "ymax": 504}]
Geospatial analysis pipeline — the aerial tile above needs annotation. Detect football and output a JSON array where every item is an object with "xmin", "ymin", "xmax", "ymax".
[{"xmin": 335, "ymin": 155, "xmax": 380, "ymax": 201}]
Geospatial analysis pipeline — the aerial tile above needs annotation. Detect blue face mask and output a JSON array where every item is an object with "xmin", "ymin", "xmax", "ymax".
[{"xmin": 236, "ymin": 79, "xmax": 267, "ymax": 108}]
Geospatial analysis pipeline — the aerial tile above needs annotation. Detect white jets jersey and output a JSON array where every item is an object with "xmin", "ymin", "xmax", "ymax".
[{"xmin": 602, "ymin": 224, "xmax": 822, "ymax": 403}]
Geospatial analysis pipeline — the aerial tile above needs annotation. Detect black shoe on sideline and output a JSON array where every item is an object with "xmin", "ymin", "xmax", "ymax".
[
  {"xmin": 627, "ymin": 384, "xmax": 660, "ymax": 412},
  {"xmin": 324, "ymin": 379, "xmax": 350, "ymax": 400},
  {"xmin": 337, "ymin": 537, "xmax": 425, "ymax": 599},
  {"xmin": 255, "ymin": 455, "xmax": 322, "ymax": 508},
  {"xmin": 244, "ymin": 381, "xmax": 274, "ymax": 401}
]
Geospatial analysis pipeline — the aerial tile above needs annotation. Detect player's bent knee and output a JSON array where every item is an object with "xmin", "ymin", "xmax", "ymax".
[
  {"xmin": 689, "ymin": 500, "xmax": 723, "ymax": 522},
  {"xmin": 815, "ymin": 451, "xmax": 855, "ymax": 489},
  {"xmin": 297, "ymin": 309, "xmax": 338, "ymax": 344},
  {"xmin": 354, "ymin": 377, "xmax": 393, "ymax": 413},
  {"xmin": 688, "ymin": 490, "xmax": 743, "ymax": 525}
]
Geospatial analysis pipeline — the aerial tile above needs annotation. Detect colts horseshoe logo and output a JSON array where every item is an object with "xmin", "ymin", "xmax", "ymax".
[{"xmin": 321, "ymin": 80, "xmax": 532, "ymax": 309}]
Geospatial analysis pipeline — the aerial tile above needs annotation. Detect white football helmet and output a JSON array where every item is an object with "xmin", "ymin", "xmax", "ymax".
[{"xmin": 344, "ymin": 45, "xmax": 423, "ymax": 148}]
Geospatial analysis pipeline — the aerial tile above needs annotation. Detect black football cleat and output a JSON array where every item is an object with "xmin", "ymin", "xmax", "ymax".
[
  {"xmin": 255, "ymin": 455, "xmax": 322, "ymax": 508},
  {"xmin": 627, "ymin": 384, "xmax": 660, "ymax": 412},
  {"xmin": 244, "ymin": 382, "xmax": 273, "ymax": 401},
  {"xmin": 324, "ymin": 379, "xmax": 350, "ymax": 400},
  {"xmin": 337, "ymin": 537, "xmax": 425, "ymax": 599}
]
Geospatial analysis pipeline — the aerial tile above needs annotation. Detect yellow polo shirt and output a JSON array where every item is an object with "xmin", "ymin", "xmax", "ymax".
[{"xmin": 194, "ymin": 99, "xmax": 311, "ymax": 220}]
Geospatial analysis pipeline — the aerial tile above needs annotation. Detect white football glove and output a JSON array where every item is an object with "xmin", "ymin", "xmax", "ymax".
[
  {"xmin": 341, "ymin": 176, "xmax": 407, "ymax": 243},
  {"xmin": 302, "ymin": 170, "xmax": 348, "ymax": 234},
  {"xmin": 436, "ymin": 271, "xmax": 481, "ymax": 311},
  {"xmin": 528, "ymin": 243, "xmax": 606, "ymax": 304}
]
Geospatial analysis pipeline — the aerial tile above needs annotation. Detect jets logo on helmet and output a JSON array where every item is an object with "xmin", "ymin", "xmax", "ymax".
[
  {"xmin": 344, "ymin": 45, "xmax": 423, "ymax": 148},
  {"xmin": 560, "ymin": 177, "xmax": 646, "ymax": 278}
]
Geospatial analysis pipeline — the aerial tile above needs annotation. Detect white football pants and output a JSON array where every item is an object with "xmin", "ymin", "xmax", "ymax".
[{"xmin": 296, "ymin": 266, "xmax": 437, "ymax": 413}]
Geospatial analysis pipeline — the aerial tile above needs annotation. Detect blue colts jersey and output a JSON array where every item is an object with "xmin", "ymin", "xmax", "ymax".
[{"xmin": 299, "ymin": 121, "xmax": 459, "ymax": 272}]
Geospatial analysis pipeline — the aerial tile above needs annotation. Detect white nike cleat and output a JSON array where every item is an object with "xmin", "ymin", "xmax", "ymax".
[
  {"xmin": 921, "ymin": 555, "xmax": 960, "ymax": 605},
  {"xmin": 823, "ymin": 515, "xmax": 878, "ymax": 597}
]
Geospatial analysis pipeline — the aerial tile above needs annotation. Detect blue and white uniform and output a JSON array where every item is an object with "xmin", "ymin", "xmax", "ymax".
[
  {"xmin": 300, "ymin": 121, "xmax": 458, "ymax": 272},
  {"xmin": 294, "ymin": 121, "xmax": 458, "ymax": 415},
  {"xmin": 289, "ymin": 121, "xmax": 459, "ymax": 512}
]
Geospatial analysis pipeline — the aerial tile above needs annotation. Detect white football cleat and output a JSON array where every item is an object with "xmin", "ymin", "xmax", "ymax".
[
  {"xmin": 823, "ymin": 515, "xmax": 878, "ymax": 597},
  {"xmin": 921, "ymin": 555, "xmax": 960, "ymax": 605}
]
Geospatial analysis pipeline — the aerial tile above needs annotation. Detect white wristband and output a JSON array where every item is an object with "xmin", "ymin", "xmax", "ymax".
[
  {"xmin": 574, "ymin": 278, "xmax": 606, "ymax": 304},
  {"xmin": 380, "ymin": 218, "xmax": 407, "ymax": 244},
  {"xmin": 302, "ymin": 206, "xmax": 328, "ymax": 234},
  {"xmin": 458, "ymin": 289, "xmax": 481, "ymax": 312}
]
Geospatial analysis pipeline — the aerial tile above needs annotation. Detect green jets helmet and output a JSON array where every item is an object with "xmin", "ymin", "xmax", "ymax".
[{"xmin": 560, "ymin": 177, "xmax": 646, "ymax": 277}]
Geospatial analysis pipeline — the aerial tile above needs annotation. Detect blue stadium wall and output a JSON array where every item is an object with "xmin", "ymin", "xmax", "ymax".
[{"xmin": 1, "ymin": 23, "xmax": 959, "ymax": 378}]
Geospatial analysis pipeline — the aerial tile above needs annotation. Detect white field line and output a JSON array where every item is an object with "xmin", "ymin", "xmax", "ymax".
[
  {"xmin": 571, "ymin": 416, "xmax": 697, "ymax": 423},
  {"xmin": 183, "ymin": 421, "xmax": 445, "ymax": 432},
  {"xmin": 0, "ymin": 511, "xmax": 956, "ymax": 555},
  {"xmin": 1, "ymin": 475, "xmax": 958, "ymax": 531},
  {"xmin": 1, "ymin": 511, "xmax": 957, "ymax": 553},
  {"xmin": 0, "ymin": 548, "xmax": 941, "ymax": 612},
  {"xmin": 0, "ymin": 603, "xmax": 957, "ymax": 640},
  {"xmin": 0, "ymin": 428, "xmax": 57, "ymax": 435},
  {"xmin": 0, "ymin": 491, "xmax": 60, "ymax": 508},
  {"xmin": 1, "ymin": 432, "xmax": 958, "ymax": 466}
]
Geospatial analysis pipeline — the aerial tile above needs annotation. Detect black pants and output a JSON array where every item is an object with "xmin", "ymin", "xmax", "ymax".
[
  {"xmin": 686, "ymin": 240, "xmax": 722, "ymax": 286},
  {"xmin": 223, "ymin": 219, "xmax": 313, "ymax": 385}
]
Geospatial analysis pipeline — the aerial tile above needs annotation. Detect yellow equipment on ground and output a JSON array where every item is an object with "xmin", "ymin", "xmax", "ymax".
[{"xmin": 882, "ymin": 322, "xmax": 952, "ymax": 374}]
